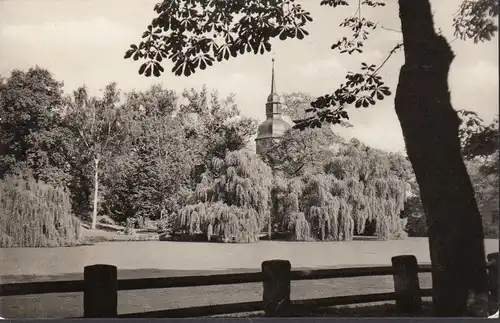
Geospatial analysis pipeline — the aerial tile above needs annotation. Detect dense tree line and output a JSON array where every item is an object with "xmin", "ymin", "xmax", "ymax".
[
  {"xmin": 0, "ymin": 67, "xmax": 256, "ymax": 239},
  {"xmin": 1, "ymin": 67, "xmax": 496, "ymax": 246}
]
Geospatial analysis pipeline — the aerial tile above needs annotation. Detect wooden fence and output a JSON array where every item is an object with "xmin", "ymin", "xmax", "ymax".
[{"xmin": 0, "ymin": 252, "xmax": 498, "ymax": 318}]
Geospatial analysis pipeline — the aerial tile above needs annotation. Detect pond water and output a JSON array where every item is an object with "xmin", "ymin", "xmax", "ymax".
[{"xmin": 1, "ymin": 237, "xmax": 498, "ymax": 277}]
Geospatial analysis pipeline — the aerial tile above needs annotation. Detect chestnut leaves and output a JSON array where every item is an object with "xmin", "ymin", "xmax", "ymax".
[
  {"xmin": 124, "ymin": 0, "xmax": 313, "ymax": 77},
  {"xmin": 293, "ymin": 62, "xmax": 391, "ymax": 130},
  {"xmin": 125, "ymin": 0, "xmax": 393, "ymax": 130}
]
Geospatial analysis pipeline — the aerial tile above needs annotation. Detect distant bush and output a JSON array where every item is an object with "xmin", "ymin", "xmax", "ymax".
[
  {"xmin": 483, "ymin": 220, "xmax": 499, "ymax": 239},
  {"xmin": 405, "ymin": 214, "xmax": 428, "ymax": 237},
  {"xmin": 0, "ymin": 174, "xmax": 82, "ymax": 247}
]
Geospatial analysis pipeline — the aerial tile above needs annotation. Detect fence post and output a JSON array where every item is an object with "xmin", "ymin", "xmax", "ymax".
[
  {"xmin": 84, "ymin": 264, "xmax": 118, "ymax": 318},
  {"xmin": 487, "ymin": 252, "xmax": 499, "ymax": 314},
  {"xmin": 391, "ymin": 255, "xmax": 422, "ymax": 314},
  {"xmin": 262, "ymin": 260, "xmax": 291, "ymax": 317}
]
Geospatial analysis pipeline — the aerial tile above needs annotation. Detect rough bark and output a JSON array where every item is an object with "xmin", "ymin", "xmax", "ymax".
[
  {"xmin": 395, "ymin": 0, "xmax": 489, "ymax": 316},
  {"xmin": 91, "ymin": 157, "xmax": 100, "ymax": 230}
]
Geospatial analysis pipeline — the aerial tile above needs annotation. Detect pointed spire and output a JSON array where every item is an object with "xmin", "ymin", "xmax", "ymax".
[
  {"xmin": 270, "ymin": 56, "xmax": 276, "ymax": 95},
  {"xmin": 267, "ymin": 55, "xmax": 281, "ymax": 104}
]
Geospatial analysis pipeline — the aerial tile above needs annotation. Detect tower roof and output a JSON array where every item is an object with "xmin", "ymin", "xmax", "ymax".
[{"xmin": 256, "ymin": 57, "xmax": 291, "ymax": 144}]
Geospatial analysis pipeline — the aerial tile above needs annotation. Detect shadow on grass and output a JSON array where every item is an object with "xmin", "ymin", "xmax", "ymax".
[{"xmin": 214, "ymin": 302, "xmax": 434, "ymax": 318}]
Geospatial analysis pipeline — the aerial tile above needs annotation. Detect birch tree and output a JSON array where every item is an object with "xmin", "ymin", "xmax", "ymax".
[{"xmin": 66, "ymin": 83, "xmax": 126, "ymax": 229}]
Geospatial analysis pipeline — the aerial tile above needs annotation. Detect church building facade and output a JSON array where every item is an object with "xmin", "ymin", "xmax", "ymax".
[{"xmin": 255, "ymin": 59, "xmax": 291, "ymax": 155}]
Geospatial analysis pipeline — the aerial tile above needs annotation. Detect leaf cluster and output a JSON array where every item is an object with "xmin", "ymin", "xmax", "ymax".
[
  {"xmin": 457, "ymin": 109, "xmax": 499, "ymax": 160},
  {"xmin": 125, "ymin": 0, "xmax": 313, "ymax": 77},
  {"xmin": 453, "ymin": 0, "xmax": 499, "ymax": 43},
  {"xmin": 293, "ymin": 61, "xmax": 392, "ymax": 130}
]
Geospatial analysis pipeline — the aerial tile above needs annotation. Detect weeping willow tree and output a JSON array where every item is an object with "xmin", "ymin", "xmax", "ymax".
[
  {"xmin": 271, "ymin": 138, "xmax": 411, "ymax": 241},
  {"xmin": 0, "ymin": 174, "xmax": 82, "ymax": 247},
  {"xmin": 176, "ymin": 150, "xmax": 272, "ymax": 243}
]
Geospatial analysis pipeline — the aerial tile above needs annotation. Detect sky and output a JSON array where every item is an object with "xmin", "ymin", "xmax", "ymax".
[{"xmin": 0, "ymin": 0, "xmax": 498, "ymax": 153}]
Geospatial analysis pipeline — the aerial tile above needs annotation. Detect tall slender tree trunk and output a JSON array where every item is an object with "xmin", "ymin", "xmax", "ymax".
[
  {"xmin": 268, "ymin": 211, "xmax": 272, "ymax": 240},
  {"xmin": 91, "ymin": 157, "xmax": 100, "ymax": 230},
  {"xmin": 395, "ymin": 0, "xmax": 489, "ymax": 316}
]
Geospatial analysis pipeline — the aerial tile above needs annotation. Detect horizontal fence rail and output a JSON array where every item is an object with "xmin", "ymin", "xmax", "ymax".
[
  {"xmin": 0, "ymin": 265, "xmax": 434, "ymax": 297},
  {"xmin": 0, "ymin": 252, "xmax": 497, "ymax": 318},
  {"xmin": 0, "ymin": 280, "xmax": 84, "ymax": 296},
  {"xmin": 118, "ymin": 271, "xmax": 266, "ymax": 291},
  {"xmin": 291, "ymin": 266, "xmax": 395, "ymax": 280}
]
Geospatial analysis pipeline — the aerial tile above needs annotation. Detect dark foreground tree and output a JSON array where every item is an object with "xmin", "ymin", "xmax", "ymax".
[
  {"xmin": 125, "ymin": 0, "xmax": 497, "ymax": 316},
  {"xmin": 402, "ymin": 111, "xmax": 499, "ymax": 238},
  {"xmin": 393, "ymin": 1, "xmax": 489, "ymax": 316}
]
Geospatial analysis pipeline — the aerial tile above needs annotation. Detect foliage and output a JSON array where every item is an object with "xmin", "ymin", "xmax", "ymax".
[
  {"xmin": 460, "ymin": 113, "xmax": 499, "ymax": 238},
  {"xmin": 401, "ymin": 195, "xmax": 427, "ymax": 237},
  {"xmin": 282, "ymin": 92, "xmax": 318, "ymax": 122},
  {"xmin": 457, "ymin": 110, "xmax": 499, "ymax": 161},
  {"xmin": 0, "ymin": 173, "xmax": 82, "ymax": 247},
  {"xmin": 453, "ymin": 0, "xmax": 499, "ymax": 43},
  {"xmin": 66, "ymin": 83, "xmax": 127, "ymax": 164},
  {"xmin": 1, "ymin": 70, "xmax": 258, "ymax": 229},
  {"xmin": 466, "ymin": 155, "xmax": 499, "ymax": 238},
  {"xmin": 269, "ymin": 139, "xmax": 411, "ymax": 241},
  {"xmin": 260, "ymin": 92, "xmax": 352, "ymax": 177},
  {"xmin": 64, "ymin": 83, "xmax": 130, "ymax": 228},
  {"xmin": 99, "ymin": 85, "xmax": 257, "ymax": 223},
  {"xmin": 176, "ymin": 149, "xmax": 273, "ymax": 242},
  {"xmin": 0, "ymin": 67, "xmax": 69, "ymax": 185},
  {"xmin": 282, "ymin": 92, "xmax": 352, "ymax": 128},
  {"xmin": 124, "ymin": 0, "xmax": 398, "ymax": 128},
  {"xmin": 180, "ymin": 86, "xmax": 258, "ymax": 161},
  {"xmin": 125, "ymin": 0, "xmax": 313, "ymax": 77},
  {"xmin": 100, "ymin": 86, "xmax": 197, "ymax": 222},
  {"xmin": 126, "ymin": 0, "xmax": 497, "ymax": 131},
  {"xmin": 260, "ymin": 127, "xmax": 343, "ymax": 177}
]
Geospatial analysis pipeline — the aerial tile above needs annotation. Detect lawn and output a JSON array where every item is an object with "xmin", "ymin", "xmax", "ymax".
[{"xmin": 0, "ymin": 238, "xmax": 498, "ymax": 318}]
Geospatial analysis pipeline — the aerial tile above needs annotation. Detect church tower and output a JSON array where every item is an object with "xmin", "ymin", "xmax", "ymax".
[{"xmin": 255, "ymin": 58, "xmax": 291, "ymax": 155}]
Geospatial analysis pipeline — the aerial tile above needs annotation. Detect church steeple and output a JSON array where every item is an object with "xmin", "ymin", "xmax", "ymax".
[
  {"xmin": 255, "ymin": 57, "xmax": 291, "ymax": 155},
  {"xmin": 266, "ymin": 57, "xmax": 282, "ymax": 116}
]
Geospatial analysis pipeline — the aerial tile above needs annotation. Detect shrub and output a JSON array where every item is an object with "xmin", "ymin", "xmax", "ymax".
[
  {"xmin": 0, "ymin": 174, "xmax": 82, "ymax": 247},
  {"xmin": 483, "ymin": 220, "xmax": 499, "ymax": 238}
]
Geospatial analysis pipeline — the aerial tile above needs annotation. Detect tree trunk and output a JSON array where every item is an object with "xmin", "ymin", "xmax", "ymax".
[
  {"xmin": 268, "ymin": 215, "xmax": 272, "ymax": 240},
  {"xmin": 91, "ymin": 157, "xmax": 100, "ymax": 230},
  {"xmin": 395, "ymin": 0, "xmax": 489, "ymax": 316}
]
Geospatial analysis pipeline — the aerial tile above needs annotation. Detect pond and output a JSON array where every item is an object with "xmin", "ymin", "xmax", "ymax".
[
  {"xmin": 1, "ymin": 237, "xmax": 498, "ymax": 277},
  {"xmin": 1, "ymin": 238, "xmax": 498, "ymax": 318}
]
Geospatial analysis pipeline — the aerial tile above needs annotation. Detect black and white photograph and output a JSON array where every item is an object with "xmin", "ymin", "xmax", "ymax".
[{"xmin": 0, "ymin": 0, "xmax": 498, "ymax": 319}]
